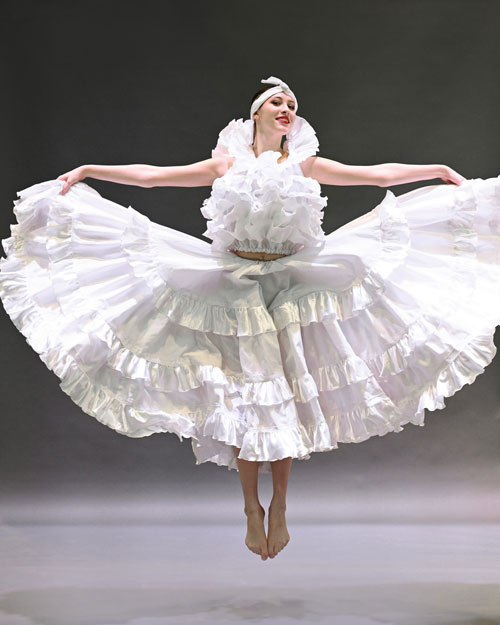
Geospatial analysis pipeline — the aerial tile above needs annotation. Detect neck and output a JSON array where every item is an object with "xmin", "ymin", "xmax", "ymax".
[{"xmin": 252, "ymin": 131, "xmax": 286, "ymax": 157}]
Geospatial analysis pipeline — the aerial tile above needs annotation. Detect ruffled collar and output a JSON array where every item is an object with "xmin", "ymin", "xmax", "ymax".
[{"xmin": 211, "ymin": 115, "xmax": 320, "ymax": 166}]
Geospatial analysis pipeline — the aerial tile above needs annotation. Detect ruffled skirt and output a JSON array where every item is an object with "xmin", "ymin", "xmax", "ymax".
[{"xmin": 1, "ymin": 178, "xmax": 500, "ymax": 473}]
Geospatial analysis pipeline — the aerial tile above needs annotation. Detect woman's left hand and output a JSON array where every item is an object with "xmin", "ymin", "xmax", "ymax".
[
  {"xmin": 440, "ymin": 165, "xmax": 467, "ymax": 186},
  {"xmin": 57, "ymin": 166, "xmax": 87, "ymax": 195}
]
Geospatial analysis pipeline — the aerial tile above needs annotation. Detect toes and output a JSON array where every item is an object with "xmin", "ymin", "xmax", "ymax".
[
  {"xmin": 246, "ymin": 539, "xmax": 270, "ymax": 559},
  {"xmin": 261, "ymin": 542, "xmax": 269, "ymax": 560},
  {"xmin": 267, "ymin": 539, "xmax": 288, "ymax": 558}
]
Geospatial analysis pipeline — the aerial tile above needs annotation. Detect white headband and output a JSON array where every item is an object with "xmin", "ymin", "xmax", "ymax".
[{"xmin": 249, "ymin": 75, "xmax": 298, "ymax": 119}]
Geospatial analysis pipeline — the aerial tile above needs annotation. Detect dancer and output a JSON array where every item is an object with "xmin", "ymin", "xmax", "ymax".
[{"xmin": 1, "ymin": 76, "xmax": 500, "ymax": 562}]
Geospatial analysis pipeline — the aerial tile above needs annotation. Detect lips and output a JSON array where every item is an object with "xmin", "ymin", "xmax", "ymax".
[{"xmin": 277, "ymin": 117, "xmax": 289, "ymax": 123}]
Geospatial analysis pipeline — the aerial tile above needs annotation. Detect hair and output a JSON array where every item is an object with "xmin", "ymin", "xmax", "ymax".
[
  {"xmin": 250, "ymin": 86, "xmax": 288, "ymax": 149},
  {"xmin": 250, "ymin": 86, "xmax": 275, "ymax": 110}
]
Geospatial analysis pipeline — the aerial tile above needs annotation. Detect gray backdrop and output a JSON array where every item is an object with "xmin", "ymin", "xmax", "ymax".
[{"xmin": 1, "ymin": 0, "xmax": 500, "ymax": 524}]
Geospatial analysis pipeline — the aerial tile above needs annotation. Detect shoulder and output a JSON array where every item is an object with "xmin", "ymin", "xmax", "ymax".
[
  {"xmin": 297, "ymin": 155, "xmax": 317, "ymax": 177},
  {"xmin": 211, "ymin": 155, "xmax": 236, "ymax": 179}
]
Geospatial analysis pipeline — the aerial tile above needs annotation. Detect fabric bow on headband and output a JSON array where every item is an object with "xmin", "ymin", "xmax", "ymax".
[{"xmin": 249, "ymin": 75, "xmax": 298, "ymax": 119}]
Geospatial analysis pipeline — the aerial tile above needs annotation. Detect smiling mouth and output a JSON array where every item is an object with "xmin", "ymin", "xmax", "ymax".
[{"xmin": 277, "ymin": 118, "xmax": 289, "ymax": 123}]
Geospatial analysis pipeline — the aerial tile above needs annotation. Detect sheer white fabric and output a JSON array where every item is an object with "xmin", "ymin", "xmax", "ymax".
[{"xmin": 1, "ymin": 121, "xmax": 500, "ymax": 473}]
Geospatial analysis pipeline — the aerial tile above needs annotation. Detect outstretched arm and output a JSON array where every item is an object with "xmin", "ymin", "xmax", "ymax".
[
  {"xmin": 57, "ymin": 157, "xmax": 231, "ymax": 195},
  {"xmin": 301, "ymin": 156, "xmax": 467, "ymax": 187},
  {"xmin": 144, "ymin": 157, "xmax": 231, "ymax": 188}
]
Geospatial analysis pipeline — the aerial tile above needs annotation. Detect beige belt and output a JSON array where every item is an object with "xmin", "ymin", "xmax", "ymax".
[{"xmin": 231, "ymin": 250, "xmax": 290, "ymax": 261}]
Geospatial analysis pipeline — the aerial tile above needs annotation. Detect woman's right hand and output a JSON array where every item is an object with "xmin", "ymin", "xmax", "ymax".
[
  {"xmin": 57, "ymin": 166, "xmax": 87, "ymax": 195},
  {"xmin": 439, "ymin": 165, "xmax": 467, "ymax": 186}
]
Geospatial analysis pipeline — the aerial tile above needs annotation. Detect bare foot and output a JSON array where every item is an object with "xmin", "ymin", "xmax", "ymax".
[
  {"xmin": 267, "ymin": 498, "xmax": 290, "ymax": 558},
  {"xmin": 244, "ymin": 504, "xmax": 268, "ymax": 561}
]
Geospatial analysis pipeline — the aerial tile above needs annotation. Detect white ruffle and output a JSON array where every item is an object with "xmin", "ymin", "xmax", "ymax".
[
  {"xmin": 204, "ymin": 115, "xmax": 327, "ymax": 254},
  {"xmin": 269, "ymin": 270, "xmax": 386, "ymax": 329},
  {"xmin": 201, "ymin": 162, "xmax": 327, "ymax": 254},
  {"xmin": 211, "ymin": 115, "xmax": 320, "ymax": 165},
  {"xmin": 1, "ymin": 176, "xmax": 500, "ymax": 475},
  {"xmin": 201, "ymin": 159, "xmax": 327, "ymax": 255}
]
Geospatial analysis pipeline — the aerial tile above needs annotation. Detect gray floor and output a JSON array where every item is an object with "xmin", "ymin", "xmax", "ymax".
[{"xmin": 1, "ymin": 521, "xmax": 500, "ymax": 625}]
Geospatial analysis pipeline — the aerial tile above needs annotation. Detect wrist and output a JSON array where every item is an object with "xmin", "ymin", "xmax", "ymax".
[
  {"xmin": 435, "ymin": 164, "xmax": 447, "ymax": 179},
  {"xmin": 80, "ymin": 165, "xmax": 92, "ymax": 179}
]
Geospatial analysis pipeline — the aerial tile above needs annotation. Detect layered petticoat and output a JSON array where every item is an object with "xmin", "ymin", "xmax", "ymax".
[{"xmin": 1, "ymin": 177, "xmax": 500, "ymax": 473}]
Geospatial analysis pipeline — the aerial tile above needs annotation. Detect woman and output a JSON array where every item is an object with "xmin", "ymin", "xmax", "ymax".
[{"xmin": 1, "ymin": 77, "xmax": 499, "ymax": 562}]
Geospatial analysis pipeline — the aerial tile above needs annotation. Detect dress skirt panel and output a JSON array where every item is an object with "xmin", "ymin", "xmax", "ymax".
[{"xmin": 1, "ymin": 178, "xmax": 499, "ymax": 473}]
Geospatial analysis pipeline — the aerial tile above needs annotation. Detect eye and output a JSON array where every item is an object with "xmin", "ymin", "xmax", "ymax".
[{"xmin": 272, "ymin": 100, "xmax": 295, "ymax": 110}]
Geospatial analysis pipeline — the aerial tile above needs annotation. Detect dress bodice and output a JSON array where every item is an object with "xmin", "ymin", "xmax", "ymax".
[{"xmin": 200, "ymin": 116, "xmax": 328, "ymax": 255}]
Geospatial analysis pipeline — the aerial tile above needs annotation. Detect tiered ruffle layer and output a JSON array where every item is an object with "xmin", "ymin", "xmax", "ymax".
[{"xmin": 1, "ymin": 177, "xmax": 500, "ymax": 473}]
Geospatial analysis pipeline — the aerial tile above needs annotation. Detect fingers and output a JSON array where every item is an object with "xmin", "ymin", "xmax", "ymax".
[
  {"xmin": 57, "ymin": 175, "xmax": 76, "ymax": 195},
  {"xmin": 59, "ymin": 181, "xmax": 71, "ymax": 195},
  {"xmin": 57, "ymin": 172, "xmax": 77, "ymax": 194},
  {"xmin": 57, "ymin": 174, "xmax": 67, "ymax": 194}
]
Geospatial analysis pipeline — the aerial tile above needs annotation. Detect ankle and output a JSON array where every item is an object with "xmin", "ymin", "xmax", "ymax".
[{"xmin": 244, "ymin": 503, "xmax": 264, "ymax": 516}]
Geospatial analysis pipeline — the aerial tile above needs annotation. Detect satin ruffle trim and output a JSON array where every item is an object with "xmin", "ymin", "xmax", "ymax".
[{"xmin": 1, "ymin": 178, "xmax": 500, "ymax": 474}]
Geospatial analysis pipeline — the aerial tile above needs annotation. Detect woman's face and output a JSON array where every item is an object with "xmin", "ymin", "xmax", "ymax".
[{"xmin": 253, "ymin": 91, "xmax": 297, "ymax": 134}]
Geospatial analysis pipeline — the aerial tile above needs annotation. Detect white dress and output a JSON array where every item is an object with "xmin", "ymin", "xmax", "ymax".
[{"xmin": 1, "ymin": 116, "xmax": 500, "ymax": 474}]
